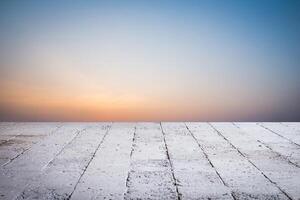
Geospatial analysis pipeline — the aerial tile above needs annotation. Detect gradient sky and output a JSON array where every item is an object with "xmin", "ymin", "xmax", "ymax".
[{"xmin": 0, "ymin": 0, "xmax": 300, "ymax": 121}]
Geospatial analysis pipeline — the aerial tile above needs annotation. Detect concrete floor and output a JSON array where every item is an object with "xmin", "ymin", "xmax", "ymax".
[{"xmin": 0, "ymin": 122, "xmax": 299, "ymax": 200}]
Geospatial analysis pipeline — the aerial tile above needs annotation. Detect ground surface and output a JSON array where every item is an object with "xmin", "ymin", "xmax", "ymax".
[{"xmin": 0, "ymin": 122, "xmax": 299, "ymax": 200}]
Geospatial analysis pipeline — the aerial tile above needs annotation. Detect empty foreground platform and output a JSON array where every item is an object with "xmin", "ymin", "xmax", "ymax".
[{"xmin": 0, "ymin": 122, "xmax": 299, "ymax": 200}]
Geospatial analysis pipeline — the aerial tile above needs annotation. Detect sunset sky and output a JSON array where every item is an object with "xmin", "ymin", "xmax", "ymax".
[{"xmin": 0, "ymin": 0, "xmax": 300, "ymax": 121}]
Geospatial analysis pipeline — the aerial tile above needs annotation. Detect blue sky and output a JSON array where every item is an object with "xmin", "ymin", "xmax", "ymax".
[{"xmin": 0, "ymin": 0, "xmax": 300, "ymax": 121}]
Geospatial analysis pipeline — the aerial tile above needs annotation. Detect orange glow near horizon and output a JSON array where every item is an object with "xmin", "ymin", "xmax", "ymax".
[{"xmin": 0, "ymin": 79, "xmax": 286, "ymax": 121}]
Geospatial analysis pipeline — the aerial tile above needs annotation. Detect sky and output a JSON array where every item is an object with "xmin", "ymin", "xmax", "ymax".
[{"xmin": 0, "ymin": 0, "xmax": 300, "ymax": 121}]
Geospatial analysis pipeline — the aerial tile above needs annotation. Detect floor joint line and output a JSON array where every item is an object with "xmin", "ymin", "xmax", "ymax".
[
  {"xmin": 233, "ymin": 123, "xmax": 300, "ymax": 168},
  {"xmin": 258, "ymin": 123, "xmax": 300, "ymax": 148},
  {"xmin": 185, "ymin": 123, "xmax": 237, "ymax": 200},
  {"xmin": 160, "ymin": 122, "xmax": 182, "ymax": 200},
  {"xmin": 2, "ymin": 125, "xmax": 64, "ymax": 167},
  {"xmin": 208, "ymin": 123, "xmax": 293, "ymax": 200},
  {"xmin": 67, "ymin": 123, "xmax": 113, "ymax": 200},
  {"xmin": 124, "ymin": 125, "xmax": 137, "ymax": 199}
]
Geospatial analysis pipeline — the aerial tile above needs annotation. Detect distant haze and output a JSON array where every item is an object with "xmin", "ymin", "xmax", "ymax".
[{"xmin": 0, "ymin": 0, "xmax": 300, "ymax": 121}]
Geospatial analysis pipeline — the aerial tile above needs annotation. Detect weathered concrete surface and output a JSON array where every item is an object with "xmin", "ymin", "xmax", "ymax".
[{"xmin": 0, "ymin": 122, "xmax": 299, "ymax": 200}]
